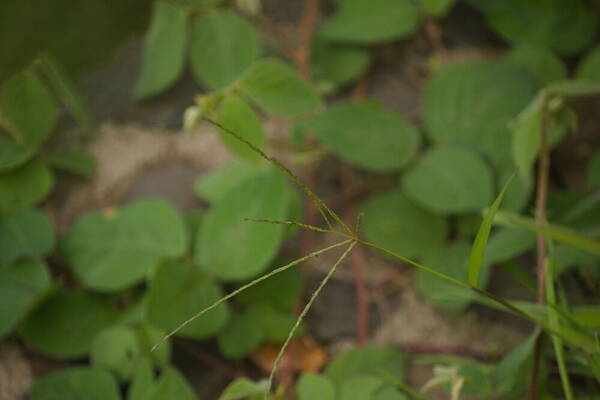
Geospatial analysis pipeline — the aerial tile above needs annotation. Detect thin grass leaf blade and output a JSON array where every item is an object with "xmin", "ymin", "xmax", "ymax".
[
  {"xmin": 546, "ymin": 245, "xmax": 575, "ymax": 400},
  {"xmin": 494, "ymin": 210, "xmax": 600, "ymax": 255},
  {"xmin": 468, "ymin": 176, "xmax": 512, "ymax": 287}
]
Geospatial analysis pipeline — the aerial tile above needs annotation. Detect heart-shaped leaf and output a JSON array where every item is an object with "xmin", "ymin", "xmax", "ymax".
[
  {"xmin": 0, "ymin": 71, "xmax": 59, "ymax": 171},
  {"xmin": 147, "ymin": 260, "xmax": 229, "ymax": 339},
  {"xmin": 423, "ymin": 61, "xmax": 536, "ymax": 169},
  {"xmin": 361, "ymin": 188, "xmax": 447, "ymax": 260},
  {"xmin": 320, "ymin": 0, "xmax": 419, "ymax": 43},
  {"xmin": 217, "ymin": 310, "xmax": 264, "ymax": 359},
  {"xmin": 417, "ymin": 241, "xmax": 477, "ymax": 311},
  {"xmin": 0, "ymin": 258, "xmax": 52, "ymax": 339},
  {"xmin": 305, "ymin": 101, "xmax": 419, "ymax": 171},
  {"xmin": 21, "ymin": 291, "xmax": 120, "ymax": 358},
  {"xmin": 238, "ymin": 59, "xmax": 322, "ymax": 117},
  {"xmin": 190, "ymin": 10, "xmax": 260, "ymax": 90},
  {"xmin": 30, "ymin": 367, "xmax": 121, "ymax": 400},
  {"xmin": 196, "ymin": 168, "xmax": 293, "ymax": 281},
  {"xmin": 134, "ymin": 1, "xmax": 188, "ymax": 99},
  {"xmin": 403, "ymin": 147, "xmax": 494, "ymax": 214},
  {"xmin": 61, "ymin": 199, "xmax": 187, "ymax": 291},
  {"xmin": 216, "ymin": 95, "xmax": 265, "ymax": 164},
  {"xmin": 0, "ymin": 209, "xmax": 55, "ymax": 267},
  {"xmin": 486, "ymin": 0, "xmax": 597, "ymax": 55},
  {"xmin": 0, "ymin": 159, "xmax": 54, "ymax": 215}
]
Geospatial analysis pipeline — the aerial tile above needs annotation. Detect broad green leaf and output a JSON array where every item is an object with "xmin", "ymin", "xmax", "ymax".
[
  {"xmin": 0, "ymin": 209, "xmax": 55, "ymax": 266},
  {"xmin": 149, "ymin": 367, "xmax": 196, "ymax": 400},
  {"xmin": 219, "ymin": 378, "xmax": 267, "ymax": 400},
  {"xmin": 238, "ymin": 264, "xmax": 303, "ymax": 311},
  {"xmin": 216, "ymin": 95, "xmax": 265, "ymax": 164},
  {"xmin": 492, "ymin": 333, "xmax": 537, "ymax": 396},
  {"xmin": 197, "ymin": 168, "xmax": 293, "ymax": 281},
  {"xmin": 326, "ymin": 346, "xmax": 406, "ymax": 386},
  {"xmin": 30, "ymin": 367, "xmax": 121, "ymax": 400},
  {"xmin": 127, "ymin": 359, "xmax": 155, "ymax": 400},
  {"xmin": 576, "ymin": 46, "xmax": 600, "ymax": 82},
  {"xmin": 0, "ymin": 159, "xmax": 53, "ymax": 215},
  {"xmin": 588, "ymin": 152, "xmax": 600, "ymax": 188},
  {"xmin": 417, "ymin": 242, "xmax": 476, "ymax": 311},
  {"xmin": 91, "ymin": 326, "xmax": 141, "ymax": 381},
  {"xmin": 134, "ymin": 1, "xmax": 187, "ymax": 100},
  {"xmin": 247, "ymin": 302, "xmax": 301, "ymax": 341},
  {"xmin": 190, "ymin": 10, "xmax": 260, "ymax": 90},
  {"xmin": 501, "ymin": 171, "xmax": 532, "ymax": 212},
  {"xmin": 506, "ymin": 44, "xmax": 567, "ymax": 86},
  {"xmin": 147, "ymin": 260, "xmax": 228, "ymax": 339},
  {"xmin": 486, "ymin": 0, "xmax": 597, "ymax": 55},
  {"xmin": 554, "ymin": 242, "xmax": 599, "ymax": 274},
  {"xmin": 340, "ymin": 376, "xmax": 383, "ymax": 400},
  {"xmin": 0, "ymin": 71, "xmax": 59, "ymax": 171},
  {"xmin": 545, "ymin": 80, "xmax": 600, "ymax": 97},
  {"xmin": 403, "ymin": 147, "xmax": 493, "ymax": 214},
  {"xmin": 297, "ymin": 374, "xmax": 336, "ymax": 400},
  {"xmin": 419, "ymin": 0, "xmax": 456, "ymax": 17},
  {"xmin": 238, "ymin": 59, "xmax": 322, "ymax": 117},
  {"xmin": 61, "ymin": 199, "xmax": 187, "ymax": 291},
  {"xmin": 320, "ymin": 0, "xmax": 419, "ymax": 44},
  {"xmin": 43, "ymin": 150, "xmax": 95, "ymax": 178},
  {"xmin": 483, "ymin": 227, "xmax": 535, "ymax": 265},
  {"xmin": 424, "ymin": 61, "xmax": 535, "ymax": 170},
  {"xmin": 373, "ymin": 385, "xmax": 407, "ymax": 400},
  {"xmin": 361, "ymin": 188, "xmax": 447, "ymax": 260},
  {"xmin": 311, "ymin": 40, "xmax": 372, "ymax": 86},
  {"xmin": 134, "ymin": 323, "xmax": 171, "ymax": 369},
  {"xmin": 0, "ymin": 258, "xmax": 51, "ymax": 339},
  {"xmin": 38, "ymin": 53, "xmax": 94, "ymax": 130},
  {"xmin": 468, "ymin": 177, "xmax": 511, "ymax": 287},
  {"xmin": 217, "ymin": 311, "xmax": 264, "ymax": 359},
  {"xmin": 512, "ymin": 96, "xmax": 574, "ymax": 180},
  {"xmin": 494, "ymin": 210, "xmax": 600, "ymax": 255},
  {"xmin": 193, "ymin": 162, "xmax": 263, "ymax": 204},
  {"xmin": 21, "ymin": 291, "xmax": 120, "ymax": 358},
  {"xmin": 305, "ymin": 101, "xmax": 419, "ymax": 171}
]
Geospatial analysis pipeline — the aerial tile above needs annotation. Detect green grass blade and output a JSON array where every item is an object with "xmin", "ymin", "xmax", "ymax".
[
  {"xmin": 152, "ymin": 239, "xmax": 352, "ymax": 351},
  {"xmin": 546, "ymin": 243, "xmax": 575, "ymax": 400},
  {"xmin": 494, "ymin": 210, "xmax": 600, "ymax": 255},
  {"xmin": 468, "ymin": 175, "xmax": 512, "ymax": 287},
  {"xmin": 265, "ymin": 241, "xmax": 356, "ymax": 399}
]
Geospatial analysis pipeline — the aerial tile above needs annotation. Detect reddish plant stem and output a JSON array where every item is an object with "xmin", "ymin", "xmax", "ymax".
[
  {"xmin": 530, "ymin": 93, "xmax": 550, "ymax": 400},
  {"xmin": 295, "ymin": 0, "xmax": 319, "ymax": 81},
  {"xmin": 295, "ymin": 0, "xmax": 320, "ymax": 258},
  {"xmin": 175, "ymin": 339, "xmax": 241, "ymax": 380},
  {"xmin": 421, "ymin": 12, "xmax": 448, "ymax": 61}
]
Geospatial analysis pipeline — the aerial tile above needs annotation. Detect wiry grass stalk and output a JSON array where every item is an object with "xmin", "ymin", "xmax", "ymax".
[
  {"xmin": 152, "ymin": 239, "xmax": 352, "ymax": 351},
  {"xmin": 265, "ymin": 241, "xmax": 357, "ymax": 399},
  {"xmin": 204, "ymin": 117, "xmax": 353, "ymax": 235}
]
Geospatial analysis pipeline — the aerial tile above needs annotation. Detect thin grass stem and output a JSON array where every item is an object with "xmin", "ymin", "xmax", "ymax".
[
  {"xmin": 265, "ymin": 241, "xmax": 357, "ymax": 399},
  {"xmin": 203, "ymin": 117, "xmax": 353, "ymax": 235},
  {"xmin": 152, "ymin": 239, "xmax": 352, "ymax": 351}
]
